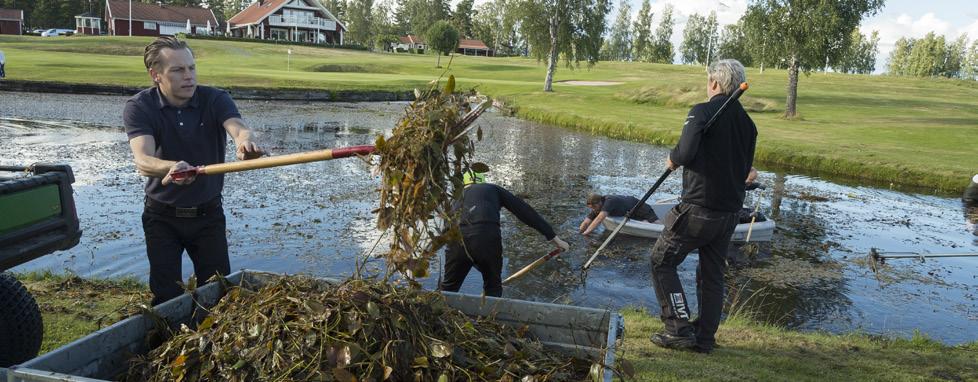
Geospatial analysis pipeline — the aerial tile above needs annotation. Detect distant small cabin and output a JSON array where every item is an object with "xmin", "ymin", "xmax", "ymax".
[{"xmin": 457, "ymin": 39, "xmax": 492, "ymax": 56}]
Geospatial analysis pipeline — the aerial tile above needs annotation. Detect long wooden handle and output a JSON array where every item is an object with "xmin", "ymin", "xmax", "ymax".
[
  {"xmin": 197, "ymin": 145, "xmax": 375, "ymax": 176},
  {"xmin": 503, "ymin": 249, "xmax": 563, "ymax": 284}
]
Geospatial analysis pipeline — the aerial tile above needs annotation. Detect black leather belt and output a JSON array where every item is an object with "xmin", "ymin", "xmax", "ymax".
[{"xmin": 144, "ymin": 196, "xmax": 222, "ymax": 218}]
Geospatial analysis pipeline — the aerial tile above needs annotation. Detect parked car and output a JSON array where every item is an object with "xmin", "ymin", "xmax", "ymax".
[{"xmin": 40, "ymin": 29, "xmax": 74, "ymax": 37}]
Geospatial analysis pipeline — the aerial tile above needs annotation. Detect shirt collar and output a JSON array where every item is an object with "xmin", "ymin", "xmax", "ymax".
[
  {"xmin": 709, "ymin": 94, "xmax": 726, "ymax": 102},
  {"xmin": 155, "ymin": 87, "xmax": 199, "ymax": 110}
]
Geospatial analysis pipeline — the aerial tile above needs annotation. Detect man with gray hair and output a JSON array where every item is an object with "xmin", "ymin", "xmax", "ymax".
[{"xmin": 648, "ymin": 59, "xmax": 757, "ymax": 353}]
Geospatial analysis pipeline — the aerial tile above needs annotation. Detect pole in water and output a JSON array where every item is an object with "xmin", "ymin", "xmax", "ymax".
[{"xmin": 869, "ymin": 247, "xmax": 978, "ymax": 265}]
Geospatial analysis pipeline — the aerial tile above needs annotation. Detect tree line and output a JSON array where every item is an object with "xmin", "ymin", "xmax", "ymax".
[
  {"xmin": 28, "ymin": 0, "xmax": 973, "ymax": 118},
  {"xmin": 887, "ymin": 33, "xmax": 978, "ymax": 80}
]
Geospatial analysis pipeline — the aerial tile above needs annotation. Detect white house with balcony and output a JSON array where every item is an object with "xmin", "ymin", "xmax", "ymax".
[{"xmin": 227, "ymin": 0, "xmax": 344, "ymax": 44}]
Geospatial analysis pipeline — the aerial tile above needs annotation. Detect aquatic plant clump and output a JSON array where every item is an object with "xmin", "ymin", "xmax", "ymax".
[
  {"xmin": 124, "ymin": 277, "xmax": 594, "ymax": 381},
  {"xmin": 373, "ymin": 75, "xmax": 490, "ymax": 280}
]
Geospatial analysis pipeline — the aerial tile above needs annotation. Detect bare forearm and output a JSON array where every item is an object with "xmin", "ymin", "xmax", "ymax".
[
  {"xmin": 579, "ymin": 218, "xmax": 593, "ymax": 232},
  {"xmin": 224, "ymin": 118, "xmax": 252, "ymax": 145},
  {"xmin": 583, "ymin": 213, "xmax": 606, "ymax": 234},
  {"xmin": 135, "ymin": 155, "xmax": 176, "ymax": 178},
  {"xmin": 230, "ymin": 125, "xmax": 253, "ymax": 146}
]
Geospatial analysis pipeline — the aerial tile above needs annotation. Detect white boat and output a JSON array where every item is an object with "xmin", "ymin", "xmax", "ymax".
[{"xmin": 601, "ymin": 199, "xmax": 776, "ymax": 242}]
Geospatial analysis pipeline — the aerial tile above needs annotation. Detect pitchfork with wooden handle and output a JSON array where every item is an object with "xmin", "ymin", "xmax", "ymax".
[
  {"xmin": 169, "ymin": 145, "xmax": 377, "ymax": 181},
  {"xmin": 169, "ymin": 100, "xmax": 492, "ymax": 181}
]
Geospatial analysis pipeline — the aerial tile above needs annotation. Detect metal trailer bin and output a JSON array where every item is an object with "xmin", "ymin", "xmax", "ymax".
[{"xmin": 8, "ymin": 270, "xmax": 625, "ymax": 381}]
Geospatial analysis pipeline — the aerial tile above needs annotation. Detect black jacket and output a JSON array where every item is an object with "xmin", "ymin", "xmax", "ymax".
[
  {"xmin": 670, "ymin": 94, "xmax": 757, "ymax": 212},
  {"xmin": 457, "ymin": 183, "xmax": 556, "ymax": 240}
]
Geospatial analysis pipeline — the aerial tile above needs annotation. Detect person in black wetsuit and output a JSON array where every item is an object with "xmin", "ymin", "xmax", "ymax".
[
  {"xmin": 440, "ymin": 164, "xmax": 570, "ymax": 297},
  {"xmin": 579, "ymin": 194, "xmax": 658, "ymax": 235}
]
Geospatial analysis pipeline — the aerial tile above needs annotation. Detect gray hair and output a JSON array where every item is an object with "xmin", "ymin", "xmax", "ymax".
[{"xmin": 708, "ymin": 59, "xmax": 746, "ymax": 95}]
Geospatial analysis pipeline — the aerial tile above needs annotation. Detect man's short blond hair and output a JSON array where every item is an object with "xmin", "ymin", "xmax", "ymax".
[
  {"xmin": 143, "ymin": 36, "xmax": 192, "ymax": 71},
  {"xmin": 708, "ymin": 59, "xmax": 746, "ymax": 95}
]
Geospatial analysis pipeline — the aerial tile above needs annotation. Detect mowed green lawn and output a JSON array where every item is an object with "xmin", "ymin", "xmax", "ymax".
[{"xmin": 2, "ymin": 35, "xmax": 976, "ymax": 191}]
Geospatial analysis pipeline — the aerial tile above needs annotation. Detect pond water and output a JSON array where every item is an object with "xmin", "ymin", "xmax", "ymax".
[{"xmin": 2, "ymin": 91, "xmax": 976, "ymax": 344}]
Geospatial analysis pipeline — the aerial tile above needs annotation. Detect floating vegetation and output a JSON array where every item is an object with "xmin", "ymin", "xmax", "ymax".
[
  {"xmin": 124, "ymin": 276, "xmax": 594, "ymax": 381},
  {"xmin": 736, "ymin": 258, "xmax": 844, "ymax": 289},
  {"xmin": 373, "ymin": 75, "xmax": 491, "ymax": 280}
]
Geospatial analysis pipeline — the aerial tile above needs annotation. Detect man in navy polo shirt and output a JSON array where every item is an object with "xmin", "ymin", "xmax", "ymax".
[{"xmin": 124, "ymin": 36, "xmax": 263, "ymax": 305}]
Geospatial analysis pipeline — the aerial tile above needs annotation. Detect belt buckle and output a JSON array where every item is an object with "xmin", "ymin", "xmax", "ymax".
[{"xmin": 175, "ymin": 207, "xmax": 198, "ymax": 218}]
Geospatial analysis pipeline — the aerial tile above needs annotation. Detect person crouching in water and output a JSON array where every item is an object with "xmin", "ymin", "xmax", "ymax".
[
  {"xmin": 579, "ymin": 194, "xmax": 658, "ymax": 235},
  {"xmin": 440, "ymin": 163, "xmax": 570, "ymax": 297}
]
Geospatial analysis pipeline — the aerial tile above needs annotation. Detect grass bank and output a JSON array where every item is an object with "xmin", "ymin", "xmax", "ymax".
[
  {"xmin": 18, "ymin": 273, "xmax": 977, "ymax": 380},
  {"xmin": 619, "ymin": 308, "xmax": 978, "ymax": 381},
  {"xmin": 17, "ymin": 271, "xmax": 150, "ymax": 354},
  {"xmin": 2, "ymin": 35, "xmax": 976, "ymax": 191}
]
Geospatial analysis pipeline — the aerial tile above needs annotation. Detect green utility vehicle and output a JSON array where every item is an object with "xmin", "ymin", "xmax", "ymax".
[{"xmin": 0, "ymin": 164, "xmax": 81, "ymax": 367}]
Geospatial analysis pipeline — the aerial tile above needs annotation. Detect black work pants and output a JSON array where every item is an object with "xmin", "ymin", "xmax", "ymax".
[
  {"xmin": 440, "ymin": 224, "xmax": 503, "ymax": 297},
  {"xmin": 142, "ymin": 199, "xmax": 229, "ymax": 306},
  {"xmin": 650, "ymin": 202, "xmax": 738, "ymax": 349}
]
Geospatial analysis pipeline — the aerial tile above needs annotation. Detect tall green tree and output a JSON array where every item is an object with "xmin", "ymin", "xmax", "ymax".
[
  {"xmin": 679, "ymin": 12, "xmax": 717, "ymax": 65},
  {"xmin": 169, "ymin": 0, "xmax": 201, "ymax": 6},
  {"xmin": 717, "ymin": 22, "xmax": 752, "ymax": 66},
  {"xmin": 371, "ymin": 0, "xmax": 399, "ymax": 48},
  {"xmin": 472, "ymin": 0, "xmax": 524, "ymax": 56},
  {"xmin": 887, "ymin": 37, "xmax": 913, "ymax": 75},
  {"xmin": 941, "ymin": 34, "xmax": 968, "ymax": 78},
  {"xmin": 213, "ymin": 0, "xmax": 248, "ymax": 22},
  {"xmin": 29, "ymin": 0, "xmax": 61, "ymax": 28},
  {"xmin": 472, "ymin": 2, "xmax": 497, "ymax": 51},
  {"xmin": 320, "ymin": 0, "xmax": 346, "ymax": 21},
  {"xmin": 345, "ymin": 0, "xmax": 374, "ymax": 45},
  {"xmin": 742, "ymin": 0, "xmax": 884, "ymax": 118},
  {"xmin": 906, "ymin": 32, "xmax": 946, "ymax": 77},
  {"xmin": 450, "ymin": 0, "xmax": 474, "ymax": 38},
  {"xmin": 602, "ymin": 0, "xmax": 632, "ymax": 61},
  {"xmin": 835, "ymin": 28, "xmax": 879, "ymax": 74},
  {"xmin": 649, "ymin": 3, "xmax": 674, "ymax": 63},
  {"xmin": 521, "ymin": 0, "xmax": 611, "ymax": 92},
  {"xmin": 396, "ymin": 0, "xmax": 449, "ymax": 36},
  {"xmin": 964, "ymin": 40, "xmax": 978, "ymax": 80},
  {"xmin": 426, "ymin": 20, "xmax": 459, "ymax": 67},
  {"xmin": 631, "ymin": 0, "xmax": 652, "ymax": 62},
  {"xmin": 741, "ymin": 6, "xmax": 776, "ymax": 73}
]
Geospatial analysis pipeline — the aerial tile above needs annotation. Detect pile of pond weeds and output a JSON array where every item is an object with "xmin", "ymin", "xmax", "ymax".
[
  {"xmin": 124, "ymin": 276, "xmax": 597, "ymax": 381},
  {"xmin": 373, "ymin": 74, "xmax": 491, "ymax": 281}
]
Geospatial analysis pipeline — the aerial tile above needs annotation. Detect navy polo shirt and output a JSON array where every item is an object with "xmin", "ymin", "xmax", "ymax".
[{"xmin": 124, "ymin": 86, "xmax": 241, "ymax": 207}]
